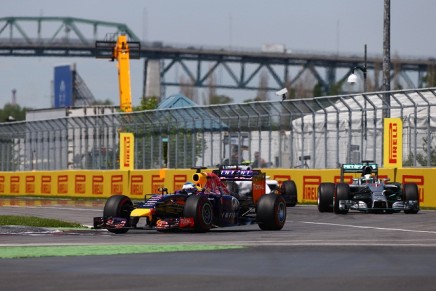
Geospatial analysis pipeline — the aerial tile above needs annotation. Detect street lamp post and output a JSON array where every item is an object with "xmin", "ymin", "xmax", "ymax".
[
  {"xmin": 383, "ymin": 0, "xmax": 391, "ymax": 118},
  {"xmin": 347, "ymin": 44, "xmax": 367, "ymax": 92},
  {"xmin": 347, "ymin": 44, "xmax": 368, "ymax": 143}
]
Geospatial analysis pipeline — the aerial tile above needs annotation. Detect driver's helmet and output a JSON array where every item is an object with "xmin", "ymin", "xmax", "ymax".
[
  {"xmin": 182, "ymin": 182, "xmax": 197, "ymax": 194},
  {"xmin": 361, "ymin": 174, "xmax": 374, "ymax": 184}
]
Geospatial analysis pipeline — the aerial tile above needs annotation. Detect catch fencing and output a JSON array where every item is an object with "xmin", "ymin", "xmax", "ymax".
[{"xmin": 0, "ymin": 87, "xmax": 435, "ymax": 171}]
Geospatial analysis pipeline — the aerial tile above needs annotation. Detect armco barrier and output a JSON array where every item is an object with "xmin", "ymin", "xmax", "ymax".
[{"xmin": 0, "ymin": 168, "xmax": 434, "ymax": 207}]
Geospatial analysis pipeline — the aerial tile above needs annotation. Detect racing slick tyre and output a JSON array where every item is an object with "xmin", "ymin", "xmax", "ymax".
[
  {"xmin": 403, "ymin": 183, "xmax": 420, "ymax": 214},
  {"xmin": 281, "ymin": 180, "xmax": 298, "ymax": 207},
  {"xmin": 256, "ymin": 194, "xmax": 287, "ymax": 230},
  {"xmin": 183, "ymin": 194, "xmax": 214, "ymax": 232},
  {"xmin": 334, "ymin": 183, "xmax": 350, "ymax": 214},
  {"xmin": 317, "ymin": 182, "xmax": 334, "ymax": 212},
  {"xmin": 103, "ymin": 195, "xmax": 133, "ymax": 234}
]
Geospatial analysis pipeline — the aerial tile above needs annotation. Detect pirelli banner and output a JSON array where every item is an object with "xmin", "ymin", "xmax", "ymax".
[
  {"xmin": 120, "ymin": 133, "xmax": 134, "ymax": 170},
  {"xmin": 383, "ymin": 118, "xmax": 402, "ymax": 168}
]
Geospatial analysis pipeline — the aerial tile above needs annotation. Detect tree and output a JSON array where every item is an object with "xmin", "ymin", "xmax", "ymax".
[
  {"xmin": 92, "ymin": 99, "xmax": 113, "ymax": 106},
  {"xmin": 0, "ymin": 103, "xmax": 27, "ymax": 122},
  {"xmin": 133, "ymin": 96, "xmax": 159, "ymax": 111},
  {"xmin": 403, "ymin": 136, "xmax": 436, "ymax": 167},
  {"xmin": 209, "ymin": 95, "xmax": 232, "ymax": 105},
  {"xmin": 423, "ymin": 63, "xmax": 436, "ymax": 87}
]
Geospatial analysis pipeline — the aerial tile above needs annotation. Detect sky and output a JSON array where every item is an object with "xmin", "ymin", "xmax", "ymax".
[{"xmin": 1, "ymin": 0, "xmax": 436, "ymax": 109}]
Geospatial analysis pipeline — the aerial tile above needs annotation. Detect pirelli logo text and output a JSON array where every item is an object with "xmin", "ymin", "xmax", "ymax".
[
  {"xmin": 10, "ymin": 176, "xmax": 20, "ymax": 194},
  {"xmin": 174, "ymin": 175, "xmax": 187, "ymax": 192},
  {"xmin": 0, "ymin": 176, "xmax": 4, "ymax": 193},
  {"xmin": 111, "ymin": 175, "xmax": 123, "ymax": 194},
  {"xmin": 303, "ymin": 176, "xmax": 321, "ymax": 201},
  {"xmin": 152, "ymin": 175, "xmax": 165, "ymax": 194},
  {"xmin": 75, "ymin": 175, "xmax": 86, "ymax": 194},
  {"xmin": 58, "ymin": 175, "xmax": 68, "ymax": 194},
  {"xmin": 92, "ymin": 175, "xmax": 104, "ymax": 195},
  {"xmin": 130, "ymin": 175, "xmax": 143, "ymax": 196},
  {"xmin": 388, "ymin": 122, "xmax": 398, "ymax": 164},
  {"xmin": 41, "ymin": 176, "xmax": 51, "ymax": 194},
  {"xmin": 26, "ymin": 176, "xmax": 35, "ymax": 194},
  {"xmin": 272, "ymin": 175, "xmax": 292, "ymax": 187},
  {"xmin": 334, "ymin": 175, "xmax": 353, "ymax": 184},
  {"xmin": 123, "ymin": 135, "xmax": 131, "ymax": 168},
  {"xmin": 403, "ymin": 175, "xmax": 424, "ymax": 202}
]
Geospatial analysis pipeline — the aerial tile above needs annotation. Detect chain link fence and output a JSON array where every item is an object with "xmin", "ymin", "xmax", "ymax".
[{"xmin": 1, "ymin": 88, "xmax": 435, "ymax": 171}]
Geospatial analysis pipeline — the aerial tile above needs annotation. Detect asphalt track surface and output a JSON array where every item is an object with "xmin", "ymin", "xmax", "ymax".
[{"xmin": 1, "ymin": 204, "xmax": 436, "ymax": 291}]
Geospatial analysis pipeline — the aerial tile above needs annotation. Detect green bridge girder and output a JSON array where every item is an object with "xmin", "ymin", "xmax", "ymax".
[{"xmin": 0, "ymin": 16, "xmax": 433, "ymax": 96}]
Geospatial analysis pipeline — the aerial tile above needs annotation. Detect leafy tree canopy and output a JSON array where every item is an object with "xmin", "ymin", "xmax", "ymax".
[{"xmin": 0, "ymin": 103, "xmax": 27, "ymax": 122}]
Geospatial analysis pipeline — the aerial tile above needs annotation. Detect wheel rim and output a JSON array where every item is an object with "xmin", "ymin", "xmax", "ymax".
[
  {"xmin": 278, "ymin": 201, "xmax": 286, "ymax": 223},
  {"xmin": 201, "ymin": 203, "xmax": 213, "ymax": 224}
]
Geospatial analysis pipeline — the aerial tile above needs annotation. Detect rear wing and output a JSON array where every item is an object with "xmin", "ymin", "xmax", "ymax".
[
  {"xmin": 212, "ymin": 166, "xmax": 266, "ymax": 204},
  {"xmin": 340, "ymin": 162, "xmax": 378, "ymax": 182},
  {"xmin": 212, "ymin": 168, "xmax": 263, "ymax": 181}
]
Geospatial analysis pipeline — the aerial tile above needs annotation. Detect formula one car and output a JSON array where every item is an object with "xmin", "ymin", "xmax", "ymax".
[
  {"xmin": 94, "ymin": 166, "xmax": 291, "ymax": 233},
  {"xmin": 317, "ymin": 161, "xmax": 419, "ymax": 214}
]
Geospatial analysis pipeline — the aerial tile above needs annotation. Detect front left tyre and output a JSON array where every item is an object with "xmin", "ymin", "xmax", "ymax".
[
  {"xmin": 103, "ymin": 195, "xmax": 133, "ymax": 234},
  {"xmin": 256, "ymin": 194, "xmax": 287, "ymax": 230},
  {"xmin": 183, "ymin": 194, "xmax": 214, "ymax": 232}
]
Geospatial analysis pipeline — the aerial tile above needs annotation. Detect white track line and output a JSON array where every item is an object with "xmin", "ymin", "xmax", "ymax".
[{"xmin": 301, "ymin": 221, "xmax": 436, "ymax": 234}]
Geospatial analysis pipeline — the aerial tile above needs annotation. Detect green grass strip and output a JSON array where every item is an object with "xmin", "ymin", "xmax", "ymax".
[
  {"xmin": 0, "ymin": 244, "xmax": 244, "ymax": 259},
  {"xmin": 0, "ymin": 215, "xmax": 83, "ymax": 228}
]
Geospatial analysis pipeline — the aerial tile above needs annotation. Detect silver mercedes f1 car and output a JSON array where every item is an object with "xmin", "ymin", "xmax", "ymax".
[{"xmin": 317, "ymin": 161, "xmax": 420, "ymax": 214}]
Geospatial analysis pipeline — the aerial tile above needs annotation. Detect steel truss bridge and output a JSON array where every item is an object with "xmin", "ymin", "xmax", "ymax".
[{"xmin": 0, "ymin": 16, "xmax": 434, "ymax": 97}]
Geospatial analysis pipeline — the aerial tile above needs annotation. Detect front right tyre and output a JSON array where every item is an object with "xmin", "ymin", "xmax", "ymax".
[
  {"xmin": 403, "ymin": 183, "xmax": 420, "ymax": 214},
  {"xmin": 334, "ymin": 183, "xmax": 350, "ymax": 214},
  {"xmin": 318, "ymin": 182, "xmax": 334, "ymax": 212}
]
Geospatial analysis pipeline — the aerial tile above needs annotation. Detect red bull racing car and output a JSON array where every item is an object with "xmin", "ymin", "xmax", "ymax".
[
  {"xmin": 317, "ymin": 161, "xmax": 420, "ymax": 214},
  {"xmin": 94, "ymin": 166, "xmax": 296, "ymax": 233}
]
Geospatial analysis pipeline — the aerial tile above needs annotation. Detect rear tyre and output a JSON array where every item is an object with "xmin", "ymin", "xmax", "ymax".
[
  {"xmin": 334, "ymin": 183, "xmax": 350, "ymax": 214},
  {"xmin": 317, "ymin": 183, "xmax": 334, "ymax": 212},
  {"xmin": 103, "ymin": 195, "xmax": 133, "ymax": 234},
  {"xmin": 403, "ymin": 183, "xmax": 420, "ymax": 214},
  {"xmin": 257, "ymin": 194, "xmax": 287, "ymax": 230},
  {"xmin": 183, "ymin": 195, "xmax": 213, "ymax": 232},
  {"xmin": 281, "ymin": 180, "xmax": 298, "ymax": 207}
]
